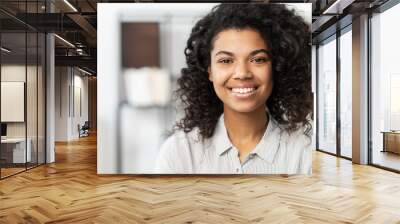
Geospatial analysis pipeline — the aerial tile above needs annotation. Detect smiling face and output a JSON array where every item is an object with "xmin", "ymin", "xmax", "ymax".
[{"xmin": 208, "ymin": 28, "xmax": 273, "ymax": 114}]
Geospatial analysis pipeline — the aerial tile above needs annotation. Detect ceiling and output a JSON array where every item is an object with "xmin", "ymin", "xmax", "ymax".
[{"xmin": 0, "ymin": 0, "xmax": 392, "ymax": 74}]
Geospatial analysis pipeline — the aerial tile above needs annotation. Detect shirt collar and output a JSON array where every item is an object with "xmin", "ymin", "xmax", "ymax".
[
  {"xmin": 214, "ymin": 114, "xmax": 232, "ymax": 156},
  {"xmin": 250, "ymin": 117, "xmax": 281, "ymax": 163},
  {"xmin": 213, "ymin": 113, "xmax": 282, "ymax": 164}
]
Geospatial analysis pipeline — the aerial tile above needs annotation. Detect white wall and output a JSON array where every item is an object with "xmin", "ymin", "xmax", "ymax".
[
  {"xmin": 55, "ymin": 67, "xmax": 89, "ymax": 141},
  {"xmin": 73, "ymin": 72, "xmax": 89, "ymax": 138},
  {"xmin": 55, "ymin": 67, "xmax": 68, "ymax": 141},
  {"xmin": 1, "ymin": 65, "xmax": 38, "ymax": 138},
  {"xmin": 1, "ymin": 82, "xmax": 25, "ymax": 122},
  {"xmin": 1, "ymin": 66, "xmax": 26, "ymax": 133}
]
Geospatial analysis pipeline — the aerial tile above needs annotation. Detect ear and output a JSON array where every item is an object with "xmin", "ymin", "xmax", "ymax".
[{"xmin": 208, "ymin": 67, "xmax": 213, "ymax": 82}]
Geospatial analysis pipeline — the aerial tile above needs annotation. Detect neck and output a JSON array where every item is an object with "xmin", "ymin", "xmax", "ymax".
[{"xmin": 223, "ymin": 106, "xmax": 269, "ymax": 157}]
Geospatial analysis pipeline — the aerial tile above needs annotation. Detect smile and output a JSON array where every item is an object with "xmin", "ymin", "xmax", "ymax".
[
  {"xmin": 228, "ymin": 86, "xmax": 258, "ymax": 98},
  {"xmin": 231, "ymin": 87, "xmax": 256, "ymax": 94}
]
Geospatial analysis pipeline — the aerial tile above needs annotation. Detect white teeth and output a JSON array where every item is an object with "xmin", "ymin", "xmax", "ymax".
[{"xmin": 231, "ymin": 87, "xmax": 255, "ymax": 94}]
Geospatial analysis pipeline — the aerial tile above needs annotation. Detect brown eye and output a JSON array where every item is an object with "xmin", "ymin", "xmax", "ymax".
[
  {"xmin": 218, "ymin": 58, "xmax": 233, "ymax": 64},
  {"xmin": 251, "ymin": 57, "xmax": 268, "ymax": 64}
]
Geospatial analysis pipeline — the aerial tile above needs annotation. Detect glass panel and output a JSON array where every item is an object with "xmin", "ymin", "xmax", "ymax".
[
  {"xmin": 371, "ymin": 4, "xmax": 400, "ymax": 171},
  {"xmin": 26, "ymin": 0, "xmax": 39, "ymax": 169},
  {"xmin": 317, "ymin": 36, "xmax": 337, "ymax": 154},
  {"xmin": 27, "ymin": 31, "xmax": 38, "ymax": 169},
  {"xmin": 0, "ymin": 1, "xmax": 46, "ymax": 179},
  {"xmin": 38, "ymin": 32, "xmax": 45, "ymax": 165},
  {"xmin": 339, "ymin": 29, "xmax": 352, "ymax": 158},
  {"xmin": 1, "ymin": 30, "xmax": 27, "ymax": 178}
]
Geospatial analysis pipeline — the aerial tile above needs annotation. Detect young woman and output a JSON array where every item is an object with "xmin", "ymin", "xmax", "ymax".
[{"xmin": 155, "ymin": 3, "xmax": 313, "ymax": 174}]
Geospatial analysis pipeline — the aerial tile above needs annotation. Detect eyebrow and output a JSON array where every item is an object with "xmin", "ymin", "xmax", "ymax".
[{"xmin": 214, "ymin": 49, "xmax": 269, "ymax": 57}]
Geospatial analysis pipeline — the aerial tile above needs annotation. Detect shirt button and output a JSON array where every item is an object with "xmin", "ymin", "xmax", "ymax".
[{"xmin": 236, "ymin": 168, "xmax": 240, "ymax": 172}]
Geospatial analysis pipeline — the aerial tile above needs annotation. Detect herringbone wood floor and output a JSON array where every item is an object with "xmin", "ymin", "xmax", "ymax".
[{"xmin": 1, "ymin": 134, "xmax": 400, "ymax": 224}]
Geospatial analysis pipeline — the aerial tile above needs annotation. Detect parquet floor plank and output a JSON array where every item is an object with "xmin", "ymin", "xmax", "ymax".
[{"xmin": 1, "ymin": 134, "xmax": 400, "ymax": 223}]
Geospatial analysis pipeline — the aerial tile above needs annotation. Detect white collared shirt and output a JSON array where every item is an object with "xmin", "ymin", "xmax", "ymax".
[{"xmin": 154, "ymin": 114, "xmax": 312, "ymax": 174}]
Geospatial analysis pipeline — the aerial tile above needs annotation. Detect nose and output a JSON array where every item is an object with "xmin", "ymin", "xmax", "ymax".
[{"xmin": 232, "ymin": 60, "xmax": 252, "ymax": 80}]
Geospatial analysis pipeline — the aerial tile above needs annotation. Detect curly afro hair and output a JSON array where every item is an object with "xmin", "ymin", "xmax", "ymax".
[{"xmin": 175, "ymin": 3, "xmax": 313, "ymax": 139}]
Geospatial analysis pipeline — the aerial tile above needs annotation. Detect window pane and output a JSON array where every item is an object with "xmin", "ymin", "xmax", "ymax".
[
  {"xmin": 318, "ymin": 36, "xmax": 337, "ymax": 154},
  {"xmin": 340, "ymin": 29, "xmax": 352, "ymax": 158},
  {"xmin": 371, "ymin": 3, "xmax": 400, "ymax": 171}
]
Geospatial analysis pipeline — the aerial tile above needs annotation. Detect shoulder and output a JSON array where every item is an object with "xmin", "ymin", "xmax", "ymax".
[
  {"xmin": 160, "ymin": 128, "xmax": 203, "ymax": 153},
  {"xmin": 280, "ymin": 125, "xmax": 312, "ymax": 148},
  {"xmin": 280, "ymin": 125, "xmax": 313, "ymax": 175},
  {"xmin": 154, "ymin": 128, "xmax": 205, "ymax": 173}
]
